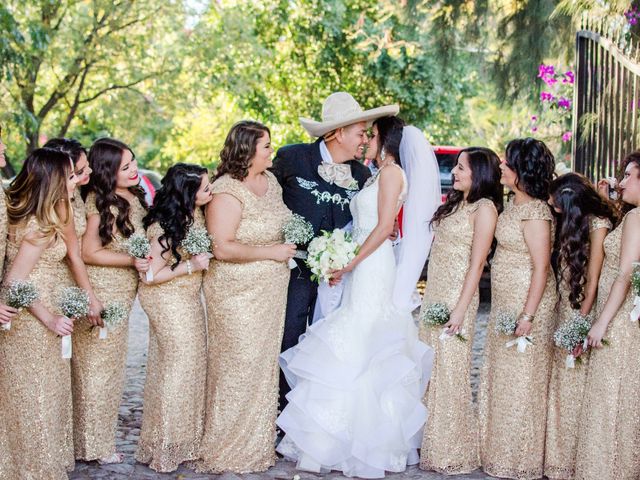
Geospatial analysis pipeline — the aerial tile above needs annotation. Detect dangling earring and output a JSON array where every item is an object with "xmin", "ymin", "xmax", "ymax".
[{"xmin": 380, "ymin": 148, "xmax": 386, "ymax": 163}]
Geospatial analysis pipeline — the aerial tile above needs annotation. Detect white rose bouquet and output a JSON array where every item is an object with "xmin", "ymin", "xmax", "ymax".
[
  {"xmin": 495, "ymin": 311, "xmax": 533, "ymax": 353},
  {"xmin": 1, "ymin": 280, "xmax": 39, "ymax": 331},
  {"xmin": 306, "ymin": 228, "xmax": 359, "ymax": 284},
  {"xmin": 126, "ymin": 233, "xmax": 153, "ymax": 282}
]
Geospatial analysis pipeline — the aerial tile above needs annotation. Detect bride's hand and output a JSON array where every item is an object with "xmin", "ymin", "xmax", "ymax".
[{"xmin": 329, "ymin": 262, "xmax": 355, "ymax": 286}]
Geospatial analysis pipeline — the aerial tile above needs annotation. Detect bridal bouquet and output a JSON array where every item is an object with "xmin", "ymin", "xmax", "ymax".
[
  {"xmin": 181, "ymin": 226, "xmax": 212, "ymax": 255},
  {"xmin": 57, "ymin": 286, "xmax": 90, "ymax": 359},
  {"xmin": 283, "ymin": 214, "xmax": 314, "ymax": 269},
  {"xmin": 306, "ymin": 228, "xmax": 358, "ymax": 283},
  {"xmin": 98, "ymin": 302, "xmax": 127, "ymax": 339},
  {"xmin": 553, "ymin": 312, "xmax": 594, "ymax": 368},
  {"xmin": 630, "ymin": 262, "xmax": 640, "ymax": 322},
  {"xmin": 421, "ymin": 303, "xmax": 466, "ymax": 342},
  {"xmin": 1, "ymin": 280, "xmax": 39, "ymax": 331},
  {"xmin": 126, "ymin": 233, "xmax": 153, "ymax": 282},
  {"xmin": 495, "ymin": 311, "xmax": 533, "ymax": 353}
]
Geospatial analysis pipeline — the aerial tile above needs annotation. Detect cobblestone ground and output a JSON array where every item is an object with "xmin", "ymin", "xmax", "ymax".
[{"xmin": 70, "ymin": 300, "xmax": 492, "ymax": 480}]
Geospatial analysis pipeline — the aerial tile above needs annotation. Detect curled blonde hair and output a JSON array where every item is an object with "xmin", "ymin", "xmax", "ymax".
[{"xmin": 6, "ymin": 148, "xmax": 73, "ymax": 242}]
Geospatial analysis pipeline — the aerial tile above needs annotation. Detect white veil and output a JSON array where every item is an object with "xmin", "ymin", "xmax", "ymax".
[{"xmin": 392, "ymin": 125, "xmax": 442, "ymax": 312}]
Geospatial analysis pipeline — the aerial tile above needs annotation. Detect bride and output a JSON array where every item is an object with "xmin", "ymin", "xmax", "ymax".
[{"xmin": 276, "ymin": 123, "xmax": 435, "ymax": 478}]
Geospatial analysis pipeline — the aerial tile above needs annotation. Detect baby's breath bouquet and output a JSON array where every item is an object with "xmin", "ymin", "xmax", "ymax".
[
  {"xmin": 126, "ymin": 233, "xmax": 153, "ymax": 282},
  {"xmin": 553, "ymin": 312, "xmax": 593, "ymax": 368},
  {"xmin": 283, "ymin": 214, "xmax": 314, "ymax": 269},
  {"xmin": 1, "ymin": 280, "xmax": 39, "ymax": 331},
  {"xmin": 98, "ymin": 302, "xmax": 127, "ymax": 339},
  {"xmin": 421, "ymin": 303, "xmax": 466, "ymax": 342},
  {"xmin": 58, "ymin": 287, "xmax": 90, "ymax": 320},
  {"xmin": 495, "ymin": 311, "xmax": 533, "ymax": 353},
  {"xmin": 181, "ymin": 226, "xmax": 212, "ymax": 255},
  {"xmin": 630, "ymin": 262, "xmax": 640, "ymax": 322},
  {"xmin": 57, "ymin": 287, "xmax": 90, "ymax": 359},
  {"xmin": 306, "ymin": 228, "xmax": 359, "ymax": 284}
]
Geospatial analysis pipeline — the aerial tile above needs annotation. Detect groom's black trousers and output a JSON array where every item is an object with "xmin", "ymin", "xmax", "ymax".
[{"xmin": 279, "ymin": 260, "xmax": 318, "ymax": 412}]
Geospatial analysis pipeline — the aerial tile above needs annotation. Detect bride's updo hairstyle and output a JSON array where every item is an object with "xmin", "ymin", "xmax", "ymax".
[
  {"xmin": 431, "ymin": 147, "xmax": 503, "ymax": 225},
  {"xmin": 374, "ymin": 116, "xmax": 406, "ymax": 167},
  {"xmin": 504, "ymin": 137, "xmax": 555, "ymax": 201}
]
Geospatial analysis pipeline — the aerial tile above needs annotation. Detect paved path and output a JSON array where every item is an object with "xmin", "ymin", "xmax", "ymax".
[{"xmin": 70, "ymin": 300, "xmax": 493, "ymax": 480}]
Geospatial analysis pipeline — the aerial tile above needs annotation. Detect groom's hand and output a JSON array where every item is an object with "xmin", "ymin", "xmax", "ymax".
[{"xmin": 388, "ymin": 218, "xmax": 399, "ymax": 242}]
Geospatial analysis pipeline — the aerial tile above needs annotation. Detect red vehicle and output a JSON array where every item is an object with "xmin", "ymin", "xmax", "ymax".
[{"xmin": 433, "ymin": 145, "xmax": 463, "ymax": 202}]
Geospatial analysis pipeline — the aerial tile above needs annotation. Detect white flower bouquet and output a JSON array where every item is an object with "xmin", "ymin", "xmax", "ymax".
[
  {"xmin": 181, "ymin": 226, "xmax": 212, "ymax": 255},
  {"xmin": 98, "ymin": 302, "xmax": 128, "ymax": 339},
  {"xmin": 494, "ymin": 311, "xmax": 533, "ymax": 353},
  {"xmin": 553, "ymin": 311, "xmax": 598, "ymax": 368},
  {"xmin": 126, "ymin": 233, "xmax": 153, "ymax": 282},
  {"xmin": 421, "ymin": 303, "xmax": 466, "ymax": 342},
  {"xmin": 306, "ymin": 228, "xmax": 358, "ymax": 284},
  {"xmin": 1, "ymin": 280, "xmax": 39, "ymax": 331},
  {"xmin": 630, "ymin": 262, "xmax": 640, "ymax": 322},
  {"xmin": 57, "ymin": 286, "xmax": 91, "ymax": 359},
  {"xmin": 283, "ymin": 214, "xmax": 314, "ymax": 269}
]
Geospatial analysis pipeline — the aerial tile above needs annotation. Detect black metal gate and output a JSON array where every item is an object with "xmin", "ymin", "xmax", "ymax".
[{"xmin": 573, "ymin": 16, "xmax": 640, "ymax": 180}]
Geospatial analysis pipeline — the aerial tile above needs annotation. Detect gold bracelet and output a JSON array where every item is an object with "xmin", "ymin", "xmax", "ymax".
[{"xmin": 518, "ymin": 312, "xmax": 535, "ymax": 323}]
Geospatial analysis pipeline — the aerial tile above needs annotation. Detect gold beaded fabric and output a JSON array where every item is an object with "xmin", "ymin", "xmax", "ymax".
[
  {"xmin": 478, "ymin": 199, "xmax": 557, "ymax": 480},
  {"xmin": 136, "ymin": 209, "xmax": 208, "ymax": 472},
  {"xmin": 71, "ymin": 192, "xmax": 145, "ymax": 461},
  {"xmin": 0, "ymin": 215, "xmax": 74, "ymax": 479},
  {"xmin": 0, "ymin": 189, "xmax": 9, "ymax": 479},
  {"xmin": 574, "ymin": 208, "xmax": 640, "ymax": 480},
  {"xmin": 544, "ymin": 216, "xmax": 612, "ymax": 480},
  {"xmin": 419, "ymin": 199, "xmax": 497, "ymax": 474},
  {"xmin": 195, "ymin": 172, "xmax": 291, "ymax": 474}
]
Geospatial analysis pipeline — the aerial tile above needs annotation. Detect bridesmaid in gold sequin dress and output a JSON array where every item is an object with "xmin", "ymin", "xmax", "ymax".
[
  {"xmin": 544, "ymin": 173, "xmax": 616, "ymax": 480},
  {"xmin": 478, "ymin": 138, "xmax": 557, "ymax": 480},
  {"xmin": 0, "ymin": 127, "xmax": 19, "ymax": 478},
  {"xmin": 0, "ymin": 149, "xmax": 79, "ymax": 479},
  {"xmin": 196, "ymin": 121, "xmax": 294, "ymax": 473},
  {"xmin": 43, "ymin": 138, "xmax": 104, "ymax": 324},
  {"xmin": 575, "ymin": 154, "xmax": 640, "ymax": 480},
  {"xmin": 76, "ymin": 138, "xmax": 149, "ymax": 464},
  {"xmin": 419, "ymin": 147, "xmax": 502, "ymax": 475},
  {"xmin": 136, "ymin": 164, "xmax": 213, "ymax": 472}
]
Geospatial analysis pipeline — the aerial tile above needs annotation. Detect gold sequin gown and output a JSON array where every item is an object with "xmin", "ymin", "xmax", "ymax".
[
  {"xmin": 0, "ymin": 216, "xmax": 74, "ymax": 479},
  {"xmin": 478, "ymin": 199, "xmax": 557, "ymax": 480},
  {"xmin": 544, "ymin": 216, "xmax": 612, "ymax": 480},
  {"xmin": 0, "ymin": 188, "xmax": 12, "ymax": 478},
  {"xmin": 196, "ymin": 172, "xmax": 291, "ymax": 473},
  {"xmin": 72, "ymin": 192, "xmax": 145, "ymax": 461},
  {"xmin": 419, "ymin": 199, "xmax": 497, "ymax": 474},
  {"xmin": 136, "ymin": 210, "xmax": 208, "ymax": 472},
  {"xmin": 574, "ymin": 207, "xmax": 640, "ymax": 480}
]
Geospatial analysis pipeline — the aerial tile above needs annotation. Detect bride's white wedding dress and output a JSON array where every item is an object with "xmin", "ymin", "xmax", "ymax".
[{"xmin": 276, "ymin": 165, "xmax": 434, "ymax": 479}]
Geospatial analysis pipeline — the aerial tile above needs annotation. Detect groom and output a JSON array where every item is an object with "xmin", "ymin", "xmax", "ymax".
[{"xmin": 271, "ymin": 92, "xmax": 399, "ymax": 409}]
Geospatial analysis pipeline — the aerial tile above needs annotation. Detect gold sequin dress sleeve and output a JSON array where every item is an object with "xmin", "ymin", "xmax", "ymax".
[
  {"xmin": 478, "ymin": 199, "xmax": 557, "ymax": 480},
  {"xmin": 419, "ymin": 198, "xmax": 497, "ymax": 474},
  {"xmin": 575, "ymin": 207, "xmax": 640, "ymax": 480},
  {"xmin": 0, "ymin": 216, "xmax": 74, "ymax": 479},
  {"xmin": 0, "ymin": 188, "xmax": 11, "ymax": 479},
  {"xmin": 195, "ymin": 172, "xmax": 291, "ymax": 474},
  {"xmin": 71, "ymin": 192, "xmax": 145, "ymax": 461},
  {"xmin": 136, "ymin": 211, "xmax": 207, "ymax": 472},
  {"xmin": 544, "ymin": 215, "xmax": 612, "ymax": 480}
]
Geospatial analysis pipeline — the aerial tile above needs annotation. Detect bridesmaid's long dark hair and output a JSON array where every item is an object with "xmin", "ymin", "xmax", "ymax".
[
  {"xmin": 81, "ymin": 138, "xmax": 147, "ymax": 246},
  {"xmin": 431, "ymin": 147, "xmax": 503, "ymax": 225},
  {"xmin": 550, "ymin": 173, "xmax": 618, "ymax": 310},
  {"xmin": 505, "ymin": 137, "xmax": 555, "ymax": 201},
  {"xmin": 143, "ymin": 163, "xmax": 208, "ymax": 269}
]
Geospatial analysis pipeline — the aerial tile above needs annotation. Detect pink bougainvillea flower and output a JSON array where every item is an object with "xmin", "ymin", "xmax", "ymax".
[
  {"xmin": 540, "ymin": 91, "xmax": 555, "ymax": 102},
  {"xmin": 563, "ymin": 71, "xmax": 575, "ymax": 84},
  {"xmin": 531, "ymin": 115, "xmax": 538, "ymax": 121},
  {"xmin": 562, "ymin": 131, "xmax": 573, "ymax": 142},
  {"xmin": 531, "ymin": 126, "xmax": 538, "ymax": 133},
  {"xmin": 557, "ymin": 97, "xmax": 572, "ymax": 109},
  {"xmin": 538, "ymin": 64, "xmax": 555, "ymax": 78}
]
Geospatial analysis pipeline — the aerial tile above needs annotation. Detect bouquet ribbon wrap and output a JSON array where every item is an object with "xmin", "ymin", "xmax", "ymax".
[
  {"xmin": 1, "ymin": 321, "xmax": 10, "ymax": 331},
  {"xmin": 565, "ymin": 354, "xmax": 576, "ymax": 369},
  {"xmin": 99, "ymin": 327, "xmax": 109, "ymax": 339},
  {"xmin": 439, "ymin": 327, "xmax": 466, "ymax": 343},
  {"xmin": 630, "ymin": 295, "xmax": 640, "ymax": 323},
  {"xmin": 146, "ymin": 269, "xmax": 154, "ymax": 282},
  {"xmin": 61, "ymin": 326, "xmax": 72, "ymax": 359},
  {"xmin": 505, "ymin": 336, "xmax": 533, "ymax": 353}
]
